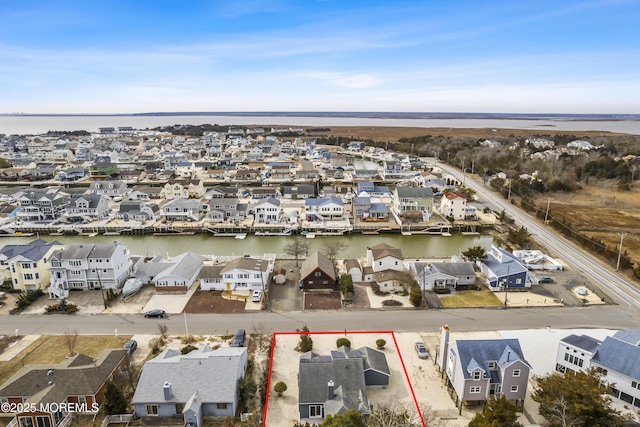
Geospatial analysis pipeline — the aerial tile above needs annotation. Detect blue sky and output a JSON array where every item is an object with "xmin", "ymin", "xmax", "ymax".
[{"xmin": 1, "ymin": 0, "xmax": 639, "ymax": 114}]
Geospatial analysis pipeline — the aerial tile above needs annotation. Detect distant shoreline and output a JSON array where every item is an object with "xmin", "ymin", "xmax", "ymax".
[{"xmin": 3, "ymin": 112, "xmax": 639, "ymax": 121}]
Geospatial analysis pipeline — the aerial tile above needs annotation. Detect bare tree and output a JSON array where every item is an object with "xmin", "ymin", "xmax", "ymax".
[
  {"xmin": 283, "ymin": 236, "xmax": 309, "ymax": 267},
  {"xmin": 251, "ymin": 322, "xmax": 270, "ymax": 349},
  {"xmin": 368, "ymin": 402, "xmax": 423, "ymax": 427},
  {"xmin": 322, "ymin": 241, "xmax": 347, "ymax": 261},
  {"xmin": 64, "ymin": 327, "xmax": 79, "ymax": 357},
  {"xmin": 157, "ymin": 323, "xmax": 168, "ymax": 341}
]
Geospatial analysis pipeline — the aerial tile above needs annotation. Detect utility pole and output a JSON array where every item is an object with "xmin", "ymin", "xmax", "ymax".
[
  {"xmin": 507, "ymin": 180, "xmax": 512, "ymax": 202},
  {"xmin": 544, "ymin": 197, "xmax": 551, "ymax": 225},
  {"xmin": 462, "ymin": 157, "xmax": 466, "ymax": 187},
  {"xmin": 504, "ymin": 265, "xmax": 510, "ymax": 308},
  {"xmin": 616, "ymin": 233, "xmax": 625, "ymax": 271}
]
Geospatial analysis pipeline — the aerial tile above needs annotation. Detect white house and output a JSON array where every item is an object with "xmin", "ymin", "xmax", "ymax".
[
  {"xmin": 344, "ymin": 259, "xmax": 363, "ymax": 282},
  {"xmin": 440, "ymin": 192, "xmax": 477, "ymax": 220},
  {"xmin": 149, "ymin": 252, "xmax": 204, "ymax": 292},
  {"xmin": 254, "ymin": 198, "xmax": 282, "ymax": 224},
  {"xmin": 200, "ymin": 257, "xmax": 271, "ymax": 291},
  {"xmin": 366, "ymin": 243, "xmax": 404, "ymax": 274},
  {"xmin": 304, "ymin": 197, "xmax": 344, "ymax": 221}
]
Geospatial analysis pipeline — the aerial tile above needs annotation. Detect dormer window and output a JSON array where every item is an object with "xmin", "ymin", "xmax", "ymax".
[
  {"xmin": 487, "ymin": 361, "xmax": 496, "ymax": 369},
  {"xmin": 473, "ymin": 371, "xmax": 482, "ymax": 380}
]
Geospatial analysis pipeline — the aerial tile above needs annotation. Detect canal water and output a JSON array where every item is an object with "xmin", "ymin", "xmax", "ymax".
[{"xmin": 2, "ymin": 234, "xmax": 492, "ymax": 259}]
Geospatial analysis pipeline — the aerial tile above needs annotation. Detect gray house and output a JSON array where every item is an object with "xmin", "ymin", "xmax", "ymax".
[
  {"xmin": 414, "ymin": 260, "xmax": 477, "ymax": 290},
  {"xmin": 438, "ymin": 326, "xmax": 531, "ymax": 412},
  {"xmin": 298, "ymin": 346, "xmax": 389, "ymax": 423},
  {"xmin": 133, "ymin": 346, "xmax": 248, "ymax": 426}
]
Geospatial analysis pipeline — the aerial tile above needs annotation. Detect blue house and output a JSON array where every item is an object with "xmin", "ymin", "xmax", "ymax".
[{"xmin": 480, "ymin": 246, "xmax": 532, "ymax": 291}]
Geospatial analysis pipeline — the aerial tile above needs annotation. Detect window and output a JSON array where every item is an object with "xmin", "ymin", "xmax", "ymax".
[
  {"xmin": 19, "ymin": 418, "xmax": 34, "ymax": 427},
  {"xmin": 216, "ymin": 403, "xmax": 227, "ymax": 409},
  {"xmin": 36, "ymin": 416, "xmax": 52, "ymax": 427},
  {"xmin": 78, "ymin": 396, "xmax": 86, "ymax": 405},
  {"xmin": 564, "ymin": 353, "xmax": 584, "ymax": 367},
  {"xmin": 469, "ymin": 386, "xmax": 481, "ymax": 394},
  {"xmin": 511, "ymin": 385, "xmax": 519, "ymax": 393},
  {"xmin": 632, "ymin": 381, "xmax": 640, "ymax": 390},
  {"xmin": 487, "ymin": 361, "xmax": 496, "ymax": 369},
  {"xmin": 473, "ymin": 371, "xmax": 482, "ymax": 380},
  {"xmin": 146, "ymin": 405, "xmax": 158, "ymax": 415},
  {"xmin": 315, "ymin": 271, "xmax": 322, "ymax": 277},
  {"xmin": 309, "ymin": 405, "xmax": 323, "ymax": 418},
  {"xmin": 175, "ymin": 403, "xmax": 184, "ymax": 413},
  {"xmin": 23, "ymin": 274, "xmax": 34, "ymax": 280},
  {"xmin": 513, "ymin": 369, "xmax": 521, "ymax": 377}
]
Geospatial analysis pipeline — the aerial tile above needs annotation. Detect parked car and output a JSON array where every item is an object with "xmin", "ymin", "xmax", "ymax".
[
  {"xmin": 123, "ymin": 339, "xmax": 137, "ymax": 354},
  {"xmin": 144, "ymin": 309, "xmax": 166, "ymax": 318},
  {"xmin": 538, "ymin": 276, "xmax": 554, "ymax": 283},
  {"xmin": 251, "ymin": 290, "xmax": 263, "ymax": 302},
  {"xmin": 415, "ymin": 342, "xmax": 428, "ymax": 359},
  {"xmin": 232, "ymin": 329, "xmax": 246, "ymax": 347}
]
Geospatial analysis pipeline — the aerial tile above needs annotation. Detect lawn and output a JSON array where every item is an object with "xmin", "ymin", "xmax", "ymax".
[
  {"xmin": 0, "ymin": 335, "xmax": 131, "ymax": 385},
  {"xmin": 439, "ymin": 287, "xmax": 502, "ymax": 308}
]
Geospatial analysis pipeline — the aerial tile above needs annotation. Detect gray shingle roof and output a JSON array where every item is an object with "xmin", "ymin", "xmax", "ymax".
[
  {"xmin": 367, "ymin": 243, "xmax": 403, "ymax": 261},
  {"xmin": 454, "ymin": 339, "xmax": 530, "ymax": 379},
  {"xmin": 560, "ymin": 334, "xmax": 602, "ymax": 353},
  {"xmin": 592, "ymin": 336, "xmax": 640, "ymax": 380},
  {"xmin": 300, "ymin": 251, "xmax": 336, "ymax": 281},
  {"xmin": 132, "ymin": 346, "xmax": 247, "ymax": 405}
]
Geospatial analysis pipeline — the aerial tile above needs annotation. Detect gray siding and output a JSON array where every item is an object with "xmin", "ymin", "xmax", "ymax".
[
  {"xmin": 364, "ymin": 370, "xmax": 389, "ymax": 387},
  {"xmin": 500, "ymin": 361, "xmax": 529, "ymax": 400}
]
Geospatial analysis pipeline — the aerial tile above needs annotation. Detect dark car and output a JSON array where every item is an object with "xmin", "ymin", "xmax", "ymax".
[
  {"xmin": 232, "ymin": 329, "xmax": 246, "ymax": 347},
  {"xmin": 144, "ymin": 309, "xmax": 166, "ymax": 318},
  {"xmin": 123, "ymin": 339, "xmax": 137, "ymax": 354},
  {"xmin": 538, "ymin": 276, "xmax": 554, "ymax": 284}
]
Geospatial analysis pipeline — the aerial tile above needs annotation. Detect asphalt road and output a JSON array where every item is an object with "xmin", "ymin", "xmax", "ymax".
[
  {"xmin": 3, "ymin": 305, "xmax": 639, "ymax": 337},
  {"xmin": 435, "ymin": 160, "xmax": 640, "ymax": 309}
]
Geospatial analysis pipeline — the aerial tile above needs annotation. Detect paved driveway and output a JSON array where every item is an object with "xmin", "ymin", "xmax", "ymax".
[{"xmin": 268, "ymin": 260, "xmax": 303, "ymax": 312}]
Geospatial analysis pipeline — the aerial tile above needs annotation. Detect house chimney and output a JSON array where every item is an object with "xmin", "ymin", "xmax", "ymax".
[
  {"xmin": 507, "ymin": 350, "xmax": 511, "ymax": 363},
  {"xmin": 438, "ymin": 325, "xmax": 450, "ymax": 372},
  {"xmin": 327, "ymin": 380, "xmax": 335, "ymax": 400},
  {"xmin": 163, "ymin": 381, "xmax": 172, "ymax": 400}
]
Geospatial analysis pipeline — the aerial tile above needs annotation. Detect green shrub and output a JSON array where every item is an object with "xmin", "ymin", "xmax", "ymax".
[
  {"xmin": 180, "ymin": 344, "xmax": 197, "ymax": 354},
  {"xmin": 376, "ymin": 339, "xmax": 386, "ymax": 349},
  {"xmin": 409, "ymin": 285, "xmax": 423, "ymax": 307},
  {"xmin": 382, "ymin": 299, "xmax": 403, "ymax": 307},
  {"xmin": 298, "ymin": 325, "xmax": 313, "ymax": 352},
  {"xmin": 274, "ymin": 381, "xmax": 287, "ymax": 396},
  {"xmin": 434, "ymin": 288, "xmax": 452, "ymax": 294},
  {"xmin": 336, "ymin": 338, "xmax": 351, "ymax": 348}
]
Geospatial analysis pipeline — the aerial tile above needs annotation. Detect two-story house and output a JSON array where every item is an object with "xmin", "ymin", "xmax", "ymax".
[
  {"xmin": 392, "ymin": 187, "xmax": 433, "ymax": 222},
  {"xmin": 480, "ymin": 246, "xmax": 532, "ymax": 291},
  {"xmin": 118, "ymin": 201, "xmax": 160, "ymax": 222},
  {"xmin": 62, "ymin": 193, "xmax": 111, "ymax": 222},
  {"xmin": 200, "ymin": 257, "xmax": 271, "ymax": 291},
  {"xmin": 160, "ymin": 179, "xmax": 205, "ymax": 200},
  {"xmin": 89, "ymin": 180, "xmax": 128, "ymax": 197},
  {"xmin": 254, "ymin": 198, "xmax": 282, "ymax": 224},
  {"xmin": 47, "ymin": 243, "xmax": 131, "ymax": 297},
  {"xmin": 304, "ymin": 197, "xmax": 343, "ymax": 221},
  {"xmin": 440, "ymin": 192, "xmax": 478, "ymax": 220},
  {"xmin": 206, "ymin": 198, "xmax": 247, "ymax": 223},
  {"xmin": 16, "ymin": 189, "xmax": 69, "ymax": 221},
  {"xmin": 438, "ymin": 325, "xmax": 531, "ymax": 412},
  {"xmin": 300, "ymin": 251, "xmax": 337, "ymax": 291},
  {"xmin": 161, "ymin": 199, "xmax": 203, "ymax": 222},
  {"xmin": 383, "ymin": 160, "xmax": 403, "ymax": 178},
  {"xmin": 0, "ymin": 239, "xmax": 64, "ymax": 291}
]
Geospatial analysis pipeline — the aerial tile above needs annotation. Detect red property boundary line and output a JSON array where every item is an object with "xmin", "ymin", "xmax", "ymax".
[{"xmin": 263, "ymin": 330, "xmax": 426, "ymax": 427}]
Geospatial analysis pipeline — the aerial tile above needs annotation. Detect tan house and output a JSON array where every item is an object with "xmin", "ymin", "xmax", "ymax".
[{"xmin": 160, "ymin": 179, "xmax": 205, "ymax": 200}]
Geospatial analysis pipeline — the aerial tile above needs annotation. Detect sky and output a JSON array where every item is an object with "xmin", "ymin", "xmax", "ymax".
[{"xmin": 1, "ymin": 0, "xmax": 639, "ymax": 114}]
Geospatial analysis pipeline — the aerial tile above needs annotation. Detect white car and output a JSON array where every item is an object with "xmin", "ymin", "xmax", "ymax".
[{"xmin": 251, "ymin": 290, "xmax": 263, "ymax": 302}]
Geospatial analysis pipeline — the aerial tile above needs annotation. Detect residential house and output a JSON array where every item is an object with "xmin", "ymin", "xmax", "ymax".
[
  {"xmin": 206, "ymin": 198, "xmax": 247, "ymax": 223},
  {"xmin": 393, "ymin": 187, "xmax": 433, "ymax": 221},
  {"xmin": 16, "ymin": 189, "xmax": 69, "ymax": 221},
  {"xmin": 129, "ymin": 186, "xmax": 162, "ymax": 201},
  {"xmin": 357, "ymin": 182, "xmax": 390, "ymax": 198},
  {"xmin": 160, "ymin": 179, "xmax": 205, "ymax": 200},
  {"xmin": 63, "ymin": 193, "xmax": 111, "ymax": 222},
  {"xmin": 145, "ymin": 252, "xmax": 204, "ymax": 292},
  {"xmin": 0, "ymin": 349, "xmax": 128, "ymax": 427},
  {"xmin": 438, "ymin": 326, "xmax": 531, "ymax": 411},
  {"xmin": 208, "ymin": 185, "xmax": 239, "ymax": 199},
  {"xmin": 0, "ymin": 239, "xmax": 64, "ymax": 291},
  {"xmin": 298, "ymin": 345, "xmax": 390, "ymax": 423},
  {"xmin": 235, "ymin": 169, "xmax": 261, "ymax": 182},
  {"xmin": 348, "ymin": 141, "xmax": 366, "ymax": 151},
  {"xmin": 270, "ymin": 163, "xmax": 292, "ymax": 180},
  {"xmin": 56, "ymin": 167, "xmax": 88, "ymax": 181},
  {"xmin": 118, "ymin": 201, "xmax": 160, "ymax": 222},
  {"xmin": 300, "ymin": 251, "xmax": 337, "ymax": 291},
  {"xmin": 251, "ymin": 188, "xmax": 279, "ymax": 199},
  {"xmin": 480, "ymin": 246, "xmax": 532, "ymax": 291},
  {"xmin": 200, "ymin": 257, "xmax": 271, "ymax": 291},
  {"xmin": 133, "ymin": 346, "xmax": 248, "ymax": 426},
  {"xmin": 352, "ymin": 196, "xmax": 389, "ymax": 221},
  {"xmin": 413, "ymin": 259, "xmax": 477, "ymax": 291},
  {"xmin": 48, "ymin": 243, "xmax": 131, "ymax": 297},
  {"xmin": 366, "ymin": 243, "xmax": 404, "ymax": 275},
  {"xmin": 89, "ymin": 180, "xmax": 128, "ymax": 197},
  {"xmin": 89, "ymin": 156, "xmax": 118, "ymax": 178},
  {"xmin": 555, "ymin": 331, "xmax": 640, "ymax": 408},
  {"xmin": 161, "ymin": 199, "xmax": 203, "ymax": 222},
  {"xmin": 440, "ymin": 192, "xmax": 478, "ymax": 220},
  {"xmin": 344, "ymin": 259, "xmax": 362, "ymax": 282},
  {"xmin": 304, "ymin": 197, "xmax": 344, "ymax": 221},
  {"xmin": 254, "ymin": 198, "xmax": 282, "ymax": 224},
  {"xmin": 283, "ymin": 184, "xmax": 315, "ymax": 200},
  {"xmin": 383, "ymin": 160, "xmax": 403, "ymax": 178}
]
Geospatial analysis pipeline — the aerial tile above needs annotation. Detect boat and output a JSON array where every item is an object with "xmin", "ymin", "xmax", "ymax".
[
  {"xmin": 235, "ymin": 234, "xmax": 247, "ymax": 239},
  {"xmin": 123, "ymin": 278, "xmax": 143, "ymax": 299},
  {"xmin": 215, "ymin": 232, "xmax": 247, "ymax": 238}
]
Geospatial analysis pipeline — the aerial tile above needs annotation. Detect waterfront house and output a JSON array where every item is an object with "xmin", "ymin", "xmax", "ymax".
[
  {"xmin": 206, "ymin": 198, "xmax": 247, "ymax": 223},
  {"xmin": 161, "ymin": 179, "xmax": 205, "ymax": 200},
  {"xmin": 89, "ymin": 156, "xmax": 118, "ymax": 178},
  {"xmin": 56, "ymin": 167, "xmax": 88, "ymax": 181},
  {"xmin": 413, "ymin": 260, "xmax": 477, "ymax": 291},
  {"xmin": 251, "ymin": 188, "xmax": 279, "ymax": 199},
  {"xmin": 254, "ymin": 198, "xmax": 282, "ymax": 224},
  {"xmin": 89, "ymin": 180, "xmax": 128, "ymax": 197},
  {"xmin": 161, "ymin": 199, "xmax": 203, "ymax": 222},
  {"xmin": 149, "ymin": 252, "xmax": 204, "ymax": 292},
  {"xmin": 16, "ymin": 188, "xmax": 69, "ymax": 221},
  {"xmin": 62, "ymin": 193, "xmax": 111, "ymax": 222},
  {"xmin": 438, "ymin": 326, "xmax": 531, "ymax": 411},
  {"xmin": 0, "ymin": 349, "xmax": 128, "ymax": 427},
  {"xmin": 200, "ymin": 257, "xmax": 271, "ymax": 291},
  {"xmin": 440, "ymin": 192, "xmax": 478, "ymax": 220},
  {"xmin": 357, "ymin": 182, "xmax": 391, "ymax": 198},
  {"xmin": 208, "ymin": 185, "xmax": 239, "ymax": 199},
  {"xmin": 118, "ymin": 201, "xmax": 160, "ymax": 221},
  {"xmin": 129, "ymin": 186, "xmax": 162, "ymax": 200},
  {"xmin": 480, "ymin": 246, "xmax": 532, "ymax": 291},
  {"xmin": 555, "ymin": 331, "xmax": 640, "ymax": 408},
  {"xmin": 300, "ymin": 251, "xmax": 337, "ymax": 291},
  {"xmin": 48, "ymin": 243, "xmax": 132, "ymax": 297},
  {"xmin": 366, "ymin": 243, "xmax": 404, "ymax": 275},
  {"xmin": 304, "ymin": 197, "xmax": 343, "ymax": 221},
  {"xmin": 383, "ymin": 160, "xmax": 403, "ymax": 178},
  {"xmin": 392, "ymin": 187, "xmax": 433, "ymax": 221},
  {"xmin": 353, "ymin": 196, "xmax": 389, "ymax": 221},
  {"xmin": 0, "ymin": 239, "xmax": 64, "ymax": 292},
  {"xmin": 298, "ymin": 346, "xmax": 389, "ymax": 423},
  {"xmin": 133, "ymin": 347, "xmax": 247, "ymax": 425}
]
